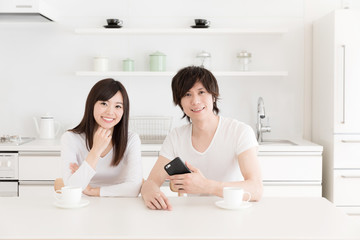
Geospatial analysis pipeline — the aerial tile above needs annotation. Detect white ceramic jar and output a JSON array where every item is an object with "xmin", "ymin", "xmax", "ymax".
[{"xmin": 93, "ymin": 57, "xmax": 109, "ymax": 72}]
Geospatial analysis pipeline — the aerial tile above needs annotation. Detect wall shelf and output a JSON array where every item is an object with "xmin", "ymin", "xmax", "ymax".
[
  {"xmin": 75, "ymin": 71, "xmax": 288, "ymax": 77},
  {"xmin": 74, "ymin": 28, "xmax": 288, "ymax": 35}
]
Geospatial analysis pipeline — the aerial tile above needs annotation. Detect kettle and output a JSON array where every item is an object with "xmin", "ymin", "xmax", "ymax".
[{"xmin": 33, "ymin": 114, "xmax": 61, "ymax": 139}]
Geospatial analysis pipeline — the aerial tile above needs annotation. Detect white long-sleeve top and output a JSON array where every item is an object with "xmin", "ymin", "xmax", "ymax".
[{"xmin": 61, "ymin": 131, "xmax": 143, "ymax": 197}]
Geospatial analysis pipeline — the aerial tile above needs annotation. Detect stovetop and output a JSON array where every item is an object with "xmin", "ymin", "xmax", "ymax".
[{"xmin": 0, "ymin": 135, "xmax": 35, "ymax": 146}]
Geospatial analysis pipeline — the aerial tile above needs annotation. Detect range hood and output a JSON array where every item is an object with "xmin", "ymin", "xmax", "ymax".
[{"xmin": 0, "ymin": 0, "xmax": 54, "ymax": 22}]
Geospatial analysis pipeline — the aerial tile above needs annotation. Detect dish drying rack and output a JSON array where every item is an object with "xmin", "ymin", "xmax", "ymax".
[{"xmin": 129, "ymin": 116, "xmax": 172, "ymax": 144}]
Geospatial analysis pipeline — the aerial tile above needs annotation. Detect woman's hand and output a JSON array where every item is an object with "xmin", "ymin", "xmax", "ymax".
[
  {"xmin": 141, "ymin": 180, "xmax": 172, "ymax": 210},
  {"xmin": 169, "ymin": 162, "xmax": 210, "ymax": 195},
  {"xmin": 69, "ymin": 163, "xmax": 79, "ymax": 174},
  {"xmin": 83, "ymin": 185, "xmax": 100, "ymax": 197},
  {"xmin": 91, "ymin": 127, "xmax": 112, "ymax": 157}
]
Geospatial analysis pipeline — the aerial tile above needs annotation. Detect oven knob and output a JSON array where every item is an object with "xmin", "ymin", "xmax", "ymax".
[{"xmin": 7, "ymin": 160, "xmax": 11, "ymax": 168}]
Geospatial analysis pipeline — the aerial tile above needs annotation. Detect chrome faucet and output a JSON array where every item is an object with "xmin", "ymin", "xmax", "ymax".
[{"xmin": 256, "ymin": 97, "xmax": 271, "ymax": 142}]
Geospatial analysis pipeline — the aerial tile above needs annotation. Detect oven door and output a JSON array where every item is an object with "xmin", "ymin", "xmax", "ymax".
[{"xmin": 0, "ymin": 180, "xmax": 18, "ymax": 197}]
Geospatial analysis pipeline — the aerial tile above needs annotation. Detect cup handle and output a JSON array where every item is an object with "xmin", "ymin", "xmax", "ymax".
[
  {"xmin": 244, "ymin": 191, "xmax": 251, "ymax": 202},
  {"xmin": 54, "ymin": 190, "xmax": 62, "ymax": 201}
]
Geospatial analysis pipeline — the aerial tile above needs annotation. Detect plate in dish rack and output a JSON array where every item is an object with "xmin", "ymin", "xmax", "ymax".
[
  {"xmin": 53, "ymin": 199, "xmax": 90, "ymax": 209},
  {"xmin": 215, "ymin": 200, "xmax": 251, "ymax": 210}
]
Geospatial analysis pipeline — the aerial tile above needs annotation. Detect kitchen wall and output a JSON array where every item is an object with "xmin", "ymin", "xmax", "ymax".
[{"xmin": 0, "ymin": 0, "xmax": 356, "ymax": 140}]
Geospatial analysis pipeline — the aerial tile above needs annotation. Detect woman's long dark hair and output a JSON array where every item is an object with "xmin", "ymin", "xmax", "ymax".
[{"xmin": 71, "ymin": 78, "xmax": 129, "ymax": 166}]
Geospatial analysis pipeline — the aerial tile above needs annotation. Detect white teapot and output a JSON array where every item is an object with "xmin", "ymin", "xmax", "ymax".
[{"xmin": 33, "ymin": 114, "xmax": 61, "ymax": 139}]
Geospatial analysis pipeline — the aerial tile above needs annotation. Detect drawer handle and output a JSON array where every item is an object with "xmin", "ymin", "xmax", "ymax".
[
  {"xmin": 16, "ymin": 5, "xmax": 33, "ymax": 8},
  {"xmin": 340, "ymin": 175, "xmax": 360, "ymax": 178},
  {"xmin": 341, "ymin": 140, "xmax": 360, "ymax": 143}
]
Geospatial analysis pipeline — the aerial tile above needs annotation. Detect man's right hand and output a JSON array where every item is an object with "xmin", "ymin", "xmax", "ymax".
[{"xmin": 141, "ymin": 180, "xmax": 172, "ymax": 210}]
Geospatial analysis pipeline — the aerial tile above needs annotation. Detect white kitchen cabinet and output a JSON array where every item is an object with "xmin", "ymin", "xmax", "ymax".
[
  {"xmin": 333, "ymin": 135, "xmax": 360, "ymax": 168},
  {"xmin": 263, "ymin": 182, "xmax": 321, "ymax": 197},
  {"xmin": 333, "ymin": 169, "xmax": 360, "ymax": 206},
  {"xmin": 332, "ymin": 12, "xmax": 360, "ymax": 133},
  {"xmin": 313, "ymin": 10, "xmax": 360, "ymax": 215},
  {"xmin": 19, "ymin": 183, "xmax": 53, "ymax": 197},
  {"xmin": 259, "ymin": 152, "xmax": 322, "ymax": 181},
  {"xmin": 259, "ymin": 152, "xmax": 322, "ymax": 197},
  {"xmin": 19, "ymin": 151, "xmax": 61, "ymax": 181},
  {"xmin": 18, "ymin": 151, "xmax": 60, "ymax": 197}
]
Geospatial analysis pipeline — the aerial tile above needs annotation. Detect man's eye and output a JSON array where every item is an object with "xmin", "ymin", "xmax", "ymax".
[{"xmin": 185, "ymin": 93, "xmax": 191, "ymax": 97}]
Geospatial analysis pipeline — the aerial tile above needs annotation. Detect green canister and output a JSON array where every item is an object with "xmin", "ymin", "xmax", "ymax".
[
  {"xmin": 149, "ymin": 51, "xmax": 166, "ymax": 71},
  {"xmin": 122, "ymin": 58, "xmax": 134, "ymax": 71}
]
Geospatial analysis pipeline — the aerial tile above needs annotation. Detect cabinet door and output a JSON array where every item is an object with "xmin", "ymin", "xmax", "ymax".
[
  {"xmin": 258, "ymin": 153, "xmax": 322, "ymax": 181},
  {"xmin": 334, "ymin": 11, "xmax": 360, "ymax": 133},
  {"xmin": 334, "ymin": 135, "xmax": 360, "ymax": 168},
  {"xmin": 263, "ymin": 182, "xmax": 322, "ymax": 197},
  {"xmin": 19, "ymin": 152, "xmax": 61, "ymax": 181},
  {"xmin": 19, "ymin": 182, "xmax": 53, "ymax": 197},
  {"xmin": 333, "ymin": 169, "xmax": 360, "ymax": 206}
]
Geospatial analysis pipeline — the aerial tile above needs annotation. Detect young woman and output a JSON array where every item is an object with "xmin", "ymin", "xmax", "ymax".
[
  {"xmin": 61, "ymin": 78, "xmax": 142, "ymax": 197},
  {"xmin": 141, "ymin": 66, "xmax": 263, "ymax": 210}
]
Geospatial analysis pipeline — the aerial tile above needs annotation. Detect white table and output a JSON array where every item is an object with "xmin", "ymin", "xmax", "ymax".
[{"xmin": 0, "ymin": 196, "xmax": 359, "ymax": 239}]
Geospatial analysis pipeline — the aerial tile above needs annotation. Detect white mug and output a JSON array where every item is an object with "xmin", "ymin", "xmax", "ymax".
[
  {"xmin": 54, "ymin": 186, "xmax": 82, "ymax": 205},
  {"xmin": 223, "ymin": 187, "xmax": 251, "ymax": 207}
]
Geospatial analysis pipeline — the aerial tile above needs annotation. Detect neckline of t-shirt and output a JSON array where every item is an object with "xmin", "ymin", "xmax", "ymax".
[
  {"xmin": 100, "ymin": 147, "xmax": 113, "ymax": 159},
  {"xmin": 189, "ymin": 116, "xmax": 222, "ymax": 155}
]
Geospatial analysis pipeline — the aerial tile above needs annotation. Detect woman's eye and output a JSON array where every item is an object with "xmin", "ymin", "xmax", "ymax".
[
  {"xmin": 100, "ymin": 102, "xmax": 107, "ymax": 106},
  {"xmin": 185, "ymin": 93, "xmax": 191, "ymax": 97},
  {"xmin": 116, "ymin": 105, "xmax": 122, "ymax": 109}
]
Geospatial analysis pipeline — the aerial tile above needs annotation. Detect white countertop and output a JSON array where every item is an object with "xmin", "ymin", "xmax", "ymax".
[
  {"xmin": 0, "ymin": 138, "xmax": 323, "ymax": 152},
  {"xmin": 0, "ymin": 195, "xmax": 358, "ymax": 239}
]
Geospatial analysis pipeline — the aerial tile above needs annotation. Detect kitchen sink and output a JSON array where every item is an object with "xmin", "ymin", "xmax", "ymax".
[{"xmin": 259, "ymin": 139, "xmax": 297, "ymax": 146}]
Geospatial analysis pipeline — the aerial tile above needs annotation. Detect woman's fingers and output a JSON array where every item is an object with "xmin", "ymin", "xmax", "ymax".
[
  {"xmin": 96, "ymin": 127, "xmax": 112, "ymax": 138},
  {"xmin": 69, "ymin": 163, "xmax": 79, "ymax": 174}
]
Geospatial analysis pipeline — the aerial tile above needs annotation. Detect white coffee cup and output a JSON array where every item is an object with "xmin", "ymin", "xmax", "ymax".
[
  {"xmin": 223, "ymin": 187, "xmax": 251, "ymax": 207},
  {"xmin": 54, "ymin": 186, "xmax": 82, "ymax": 205},
  {"xmin": 93, "ymin": 57, "xmax": 109, "ymax": 72}
]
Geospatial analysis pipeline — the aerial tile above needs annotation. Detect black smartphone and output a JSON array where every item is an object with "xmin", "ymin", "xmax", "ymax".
[{"xmin": 164, "ymin": 157, "xmax": 191, "ymax": 176}]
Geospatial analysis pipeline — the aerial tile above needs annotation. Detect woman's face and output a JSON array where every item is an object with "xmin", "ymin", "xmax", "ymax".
[
  {"xmin": 93, "ymin": 91, "xmax": 124, "ymax": 130},
  {"xmin": 180, "ymin": 81, "xmax": 214, "ymax": 121}
]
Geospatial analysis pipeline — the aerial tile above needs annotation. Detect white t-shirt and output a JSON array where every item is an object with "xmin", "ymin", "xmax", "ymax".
[
  {"xmin": 61, "ymin": 131, "xmax": 143, "ymax": 197},
  {"xmin": 160, "ymin": 116, "xmax": 258, "ymax": 182}
]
